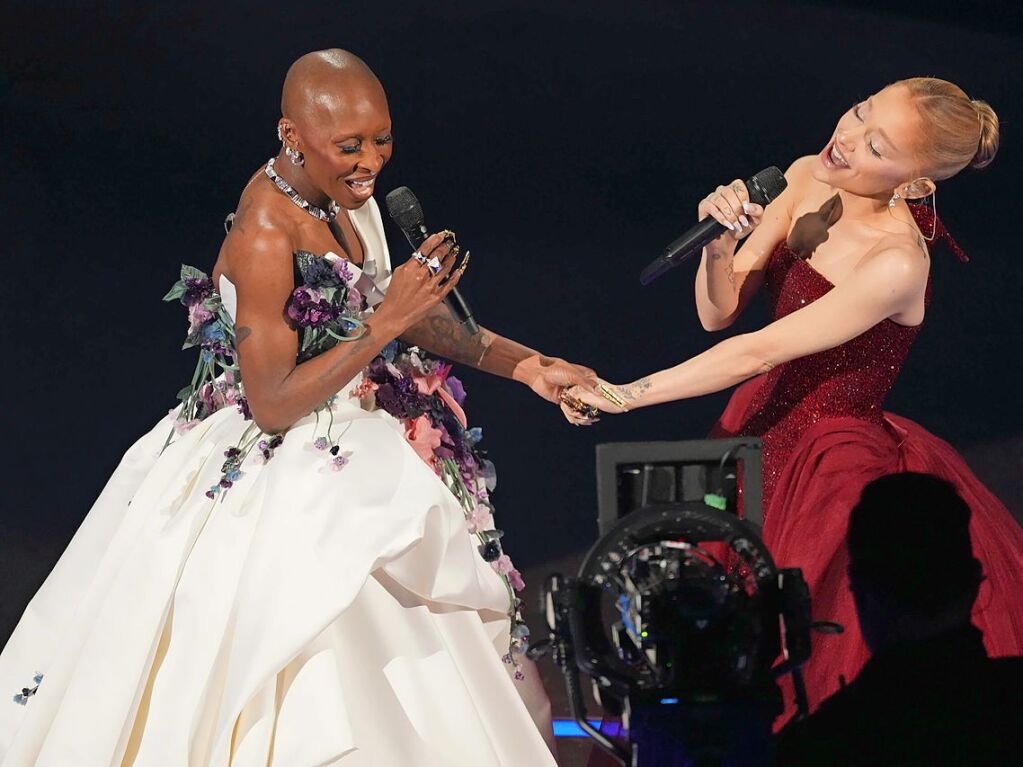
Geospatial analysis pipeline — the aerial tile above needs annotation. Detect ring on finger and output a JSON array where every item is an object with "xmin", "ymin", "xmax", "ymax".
[
  {"xmin": 413, "ymin": 250, "xmax": 428, "ymax": 266},
  {"xmin": 426, "ymin": 256, "xmax": 443, "ymax": 275}
]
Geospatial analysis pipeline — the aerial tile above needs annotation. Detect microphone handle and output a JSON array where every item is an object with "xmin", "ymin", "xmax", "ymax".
[
  {"xmin": 639, "ymin": 216, "xmax": 727, "ymax": 286},
  {"xmin": 403, "ymin": 223, "xmax": 480, "ymax": 335}
]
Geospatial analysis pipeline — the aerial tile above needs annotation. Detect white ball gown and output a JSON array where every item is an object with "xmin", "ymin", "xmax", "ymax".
[{"xmin": 0, "ymin": 197, "xmax": 557, "ymax": 766}]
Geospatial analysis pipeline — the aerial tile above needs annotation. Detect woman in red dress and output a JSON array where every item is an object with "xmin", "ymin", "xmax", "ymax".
[{"xmin": 565, "ymin": 77, "xmax": 1023, "ymax": 723}]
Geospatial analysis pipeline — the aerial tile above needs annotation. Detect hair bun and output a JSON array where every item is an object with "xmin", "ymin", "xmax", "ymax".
[{"xmin": 971, "ymin": 99, "xmax": 999, "ymax": 170}]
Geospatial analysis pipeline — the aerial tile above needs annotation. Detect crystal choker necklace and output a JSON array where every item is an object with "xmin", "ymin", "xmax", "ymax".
[{"xmin": 263, "ymin": 157, "xmax": 340, "ymax": 222}]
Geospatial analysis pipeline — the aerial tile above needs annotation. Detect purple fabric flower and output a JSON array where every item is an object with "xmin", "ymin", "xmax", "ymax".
[
  {"xmin": 286, "ymin": 287, "xmax": 337, "ymax": 328},
  {"xmin": 188, "ymin": 303, "xmax": 214, "ymax": 334},
  {"xmin": 445, "ymin": 376, "xmax": 467, "ymax": 406},
  {"xmin": 303, "ymin": 257, "xmax": 343, "ymax": 288},
  {"xmin": 366, "ymin": 355, "xmax": 392, "ymax": 380},
  {"xmin": 346, "ymin": 286, "xmax": 363, "ymax": 312},
  {"xmin": 333, "ymin": 258, "xmax": 354, "ymax": 285},
  {"xmin": 434, "ymin": 424, "xmax": 456, "ymax": 460},
  {"xmin": 330, "ymin": 455, "xmax": 349, "ymax": 471},
  {"xmin": 373, "ymin": 383, "xmax": 406, "ymax": 419},
  {"xmin": 237, "ymin": 397, "xmax": 252, "ymax": 420},
  {"xmin": 395, "ymin": 376, "xmax": 420, "ymax": 400},
  {"xmin": 493, "ymin": 554, "xmax": 526, "ymax": 591},
  {"xmin": 181, "ymin": 277, "xmax": 213, "ymax": 307}
]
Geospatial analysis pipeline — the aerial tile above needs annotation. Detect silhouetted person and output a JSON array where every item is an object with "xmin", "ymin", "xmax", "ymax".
[{"xmin": 777, "ymin": 472, "xmax": 1023, "ymax": 766}]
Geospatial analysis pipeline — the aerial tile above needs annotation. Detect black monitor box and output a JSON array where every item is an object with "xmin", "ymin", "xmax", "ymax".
[{"xmin": 595, "ymin": 438, "xmax": 764, "ymax": 536}]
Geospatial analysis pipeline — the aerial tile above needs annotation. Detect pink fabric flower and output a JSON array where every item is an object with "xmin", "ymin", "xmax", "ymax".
[
  {"xmin": 404, "ymin": 414, "xmax": 443, "ymax": 468},
  {"xmin": 188, "ymin": 303, "xmax": 214, "ymax": 333},
  {"xmin": 412, "ymin": 362, "xmax": 452, "ymax": 395},
  {"xmin": 436, "ymin": 388, "xmax": 467, "ymax": 428},
  {"xmin": 409, "ymin": 363, "xmax": 467, "ymax": 426},
  {"xmin": 492, "ymin": 554, "xmax": 525, "ymax": 591},
  {"xmin": 467, "ymin": 503, "xmax": 495, "ymax": 534},
  {"xmin": 346, "ymin": 286, "xmax": 363, "ymax": 311},
  {"xmin": 173, "ymin": 417, "xmax": 199, "ymax": 434},
  {"xmin": 349, "ymin": 378, "xmax": 379, "ymax": 399}
]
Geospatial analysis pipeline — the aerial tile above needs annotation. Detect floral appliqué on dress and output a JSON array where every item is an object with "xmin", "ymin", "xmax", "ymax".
[{"xmin": 161, "ymin": 254, "xmax": 530, "ymax": 676}]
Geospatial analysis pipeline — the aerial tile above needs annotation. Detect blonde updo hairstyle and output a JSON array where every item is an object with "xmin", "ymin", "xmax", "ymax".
[{"xmin": 896, "ymin": 77, "xmax": 999, "ymax": 181}]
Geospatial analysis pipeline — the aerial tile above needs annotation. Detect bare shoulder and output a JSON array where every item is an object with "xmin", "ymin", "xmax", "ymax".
[
  {"xmin": 221, "ymin": 180, "xmax": 300, "ymax": 287},
  {"xmin": 786, "ymin": 155, "xmax": 819, "ymax": 182},
  {"xmin": 858, "ymin": 231, "xmax": 930, "ymax": 292},
  {"xmin": 782, "ymin": 156, "xmax": 821, "ymax": 193}
]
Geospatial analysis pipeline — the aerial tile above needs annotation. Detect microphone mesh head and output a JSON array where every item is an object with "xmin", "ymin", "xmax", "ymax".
[
  {"xmin": 385, "ymin": 186, "xmax": 424, "ymax": 230},
  {"xmin": 747, "ymin": 167, "xmax": 787, "ymax": 206}
]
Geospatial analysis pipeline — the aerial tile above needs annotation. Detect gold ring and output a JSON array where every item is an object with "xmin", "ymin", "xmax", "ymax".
[
  {"xmin": 560, "ymin": 391, "xmax": 599, "ymax": 419},
  {"xmin": 597, "ymin": 383, "xmax": 629, "ymax": 411}
]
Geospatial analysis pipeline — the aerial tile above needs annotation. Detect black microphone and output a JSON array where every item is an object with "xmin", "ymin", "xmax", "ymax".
[
  {"xmin": 385, "ymin": 186, "xmax": 480, "ymax": 336},
  {"xmin": 639, "ymin": 166, "xmax": 788, "ymax": 286}
]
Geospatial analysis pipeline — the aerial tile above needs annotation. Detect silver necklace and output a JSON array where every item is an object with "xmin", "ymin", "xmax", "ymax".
[{"xmin": 264, "ymin": 157, "xmax": 339, "ymax": 222}]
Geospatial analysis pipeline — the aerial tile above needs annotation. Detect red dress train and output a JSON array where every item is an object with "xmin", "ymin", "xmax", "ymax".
[{"xmin": 711, "ymin": 210, "xmax": 1023, "ymax": 724}]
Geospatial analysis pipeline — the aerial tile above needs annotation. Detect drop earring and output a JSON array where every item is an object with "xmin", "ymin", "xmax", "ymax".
[
  {"xmin": 285, "ymin": 145, "xmax": 305, "ymax": 167},
  {"xmin": 921, "ymin": 188, "xmax": 938, "ymax": 242}
]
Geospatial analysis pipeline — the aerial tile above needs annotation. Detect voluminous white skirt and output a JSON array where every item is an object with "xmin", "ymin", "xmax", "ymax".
[{"xmin": 0, "ymin": 397, "xmax": 556, "ymax": 766}]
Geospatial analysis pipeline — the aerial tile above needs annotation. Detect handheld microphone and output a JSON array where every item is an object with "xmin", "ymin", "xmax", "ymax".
[
  {"xmin": 639, "ymin": 167, "xmax": 788, "ymax": 286},
  {"xmin": 385, "ymin": 186, "xmax": 480, "ymax": 336}
]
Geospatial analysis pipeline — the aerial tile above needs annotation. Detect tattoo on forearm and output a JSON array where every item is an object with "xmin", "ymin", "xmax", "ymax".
[
  {"xmin": 619, "ymin": 377, "xmax": 653, "ymax": 402},
  {"xmin": 725, "ymin": 260, "xmax": 736, "ymax": 288},
  {"xmin": 418, "ymin": 312, "xmax": 491, "ymax": 365},
  {"xmin": 237, "ymin": 326, "xmax": 252, "ymax": 345},
  {"xmin": 316, "ymin": 332, "xmax": 371, "ymax": 383}
]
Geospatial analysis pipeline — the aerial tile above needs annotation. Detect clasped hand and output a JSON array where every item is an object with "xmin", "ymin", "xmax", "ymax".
[{"xmin": 558, "ymin": 378, "xmax": 630, "ymax": 426}]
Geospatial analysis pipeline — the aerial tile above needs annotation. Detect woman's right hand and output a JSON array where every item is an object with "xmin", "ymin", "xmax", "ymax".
[
  {"xmin": 374, "ymin": 231, "xmax": 465, "ymax": 333},
  {"xmin": 698, "ymin": 180, "xmax": 765, "ymax": 249}
]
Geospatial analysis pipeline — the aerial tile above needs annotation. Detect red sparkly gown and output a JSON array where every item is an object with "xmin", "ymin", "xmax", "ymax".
[{"xmin": 711, "ymin": 206, "xmax": 1023, "ymax": 723}]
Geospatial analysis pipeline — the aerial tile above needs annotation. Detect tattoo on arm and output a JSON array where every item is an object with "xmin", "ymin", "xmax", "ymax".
[
  {"xmin": 236, "ymin": 326, "xmax": 252, "ymax": 345},
  {"xmin": 417, "ymin": 311, "xmax": 492, "ymax": 365},
  {"xmin": 725, "ymin": 259, "xmax": 736, "ymax": 288},
  {"xmin": 315, "ymin": 332, "xmax": 372, "ymax": 383},
  {"xmin": 619, "ymin": 377, "xmax": 653, "ymax": 402}
]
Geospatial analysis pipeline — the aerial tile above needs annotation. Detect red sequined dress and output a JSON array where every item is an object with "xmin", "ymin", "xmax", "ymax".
[{"xmin": 711, "ymin": 205, "xmax": 1023, "ymax": 723}]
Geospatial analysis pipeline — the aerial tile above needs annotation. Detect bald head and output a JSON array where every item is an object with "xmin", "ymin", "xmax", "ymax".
[
  {"xmin": 281, "ymin": 49, "xmax": 385, "ymax": 126},
  {"xmin": 275, "ymin": 49, "xmax": 393, "ymax": 211}
]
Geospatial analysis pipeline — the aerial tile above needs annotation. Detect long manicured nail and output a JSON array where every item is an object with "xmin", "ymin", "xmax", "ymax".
[
  {"xmin": 743, "ymin": 202, "xmax": 751, "ymax": 214},
  {"xmin": 723, "ymin": 220, "xmax": 735, "ymax": 231},
  {"xmin": 739, "ymin": 215, "xmax": 750, "ymax": 228}
]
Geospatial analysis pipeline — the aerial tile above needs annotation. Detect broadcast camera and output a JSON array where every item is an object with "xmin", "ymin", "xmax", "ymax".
[{"xmin": 531, "ymin": 439, "xmax": 823, "ymax": 766}]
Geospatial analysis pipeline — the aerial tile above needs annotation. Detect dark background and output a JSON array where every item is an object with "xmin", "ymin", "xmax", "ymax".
[{"xmin": 2, "ymin": 0, "xmax": 1021, "ymax": 646}]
